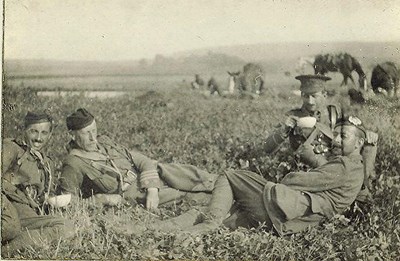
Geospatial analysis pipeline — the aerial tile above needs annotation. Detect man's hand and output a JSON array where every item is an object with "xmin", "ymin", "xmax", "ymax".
[
  {"xmin": 284, "ymin": 116, "xmax": 298, "ymax": 129},
  {"xmin": 280, "ymin": 116, "xmax": 297, "ymax": 137},
  {"xmin": 146, "ymin": 187, "xmax": 159, "ymax": 210},
  {"xmin": 365, "ymin": 131, "xmax": 378, "ymax": 145}
]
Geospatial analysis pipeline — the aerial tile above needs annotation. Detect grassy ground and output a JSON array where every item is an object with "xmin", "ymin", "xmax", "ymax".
[{"xmin": 1, "ymin": 79, "xmax": 400, "ymax": 260}]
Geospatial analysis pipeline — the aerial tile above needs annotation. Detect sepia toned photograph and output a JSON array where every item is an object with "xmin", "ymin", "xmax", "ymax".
[{"xmin": 1, "ymin": 0, "xmax": 399, "ymax": 260}]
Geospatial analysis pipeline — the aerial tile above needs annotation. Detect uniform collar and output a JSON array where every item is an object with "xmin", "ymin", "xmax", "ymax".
[{"xmin": 67, "ymin": 140, "xmax": 109, "ymax": 161}]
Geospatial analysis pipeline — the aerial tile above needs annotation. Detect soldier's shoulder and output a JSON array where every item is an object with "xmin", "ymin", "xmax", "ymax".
[
  {"xmin": 3, "ymin": 138, "xmax": 19, "ymax": 148},
  {"xmin": 63, "ymin": 153, "xmax": 84, "ymax": 167},
  {"xmin": 2, "ymin": 138, "xmax": 24, "ymax": 154},
  {"xmin": 335, "ymin": 155, "xmax": 362, "ymax": 173}
]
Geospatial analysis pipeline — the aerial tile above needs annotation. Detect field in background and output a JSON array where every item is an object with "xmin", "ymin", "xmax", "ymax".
[{"xmin": 2, "ymin": 72, "xmax": 400, "ymax": 260}]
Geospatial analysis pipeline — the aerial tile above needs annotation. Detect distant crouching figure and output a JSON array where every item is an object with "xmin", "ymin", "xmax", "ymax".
[{"xmin": 191, "ymin": 74, "xmax": 205, "ymax": 90}]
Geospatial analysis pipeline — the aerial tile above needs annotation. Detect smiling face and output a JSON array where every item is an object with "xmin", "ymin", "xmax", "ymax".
[
  {"xmin": 24, "ymin": 121, "xmax": 52, "ymax": 151},
  {"xmin": 332, "ymin": 125, "xmax": 364, "ymax": 156},
  {"xmin": 71, "ymin": 120, "xmax": 98, "ymax": 152}
]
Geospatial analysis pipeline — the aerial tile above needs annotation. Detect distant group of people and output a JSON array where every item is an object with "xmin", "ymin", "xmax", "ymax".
[
  {"xmin": 190, "ymin": 63, "xmax": 266, "ymax": 98},
  {"xmin": 191, "ymin": 74, "xmax": 222, "ymax": 96},
  {"xmin": 2, "ymin": 74, "xmax": 379, "ymax": 256}
]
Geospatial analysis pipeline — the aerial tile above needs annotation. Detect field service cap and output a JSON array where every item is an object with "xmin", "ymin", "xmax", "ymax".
[
  {"xmin": 24, "ymin": 111, "xmax": 53, "ymax": 128},
  {"xmin": 66, "ymin": 108, "xmax": 94, "ymax": 131},
  {"xmin": 295, "ymin": 75, "xmax": 331, "ymax": 94},
  {"xmin": 335, "ymin": 115, "xmax": 366, "ymax": 138}
]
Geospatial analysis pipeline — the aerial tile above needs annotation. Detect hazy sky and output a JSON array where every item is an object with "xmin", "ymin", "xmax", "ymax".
[{"xmin": 5, "ymin": 0, "xmax": 400, "ymax": 61}]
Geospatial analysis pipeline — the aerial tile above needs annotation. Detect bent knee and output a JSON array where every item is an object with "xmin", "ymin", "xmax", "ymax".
[{"xmin": 1, "ymin": 219, "xmax": 22, "ymax": 242}]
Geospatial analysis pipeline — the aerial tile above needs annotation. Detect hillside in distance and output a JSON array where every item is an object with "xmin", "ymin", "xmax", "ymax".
[
  {"xmin": 4, "ymin": 41, "xmax": 400, "ymax": 78},
  {"xmin": 176, "ymin": 41, "xmax": 400, "ymax": 63}
]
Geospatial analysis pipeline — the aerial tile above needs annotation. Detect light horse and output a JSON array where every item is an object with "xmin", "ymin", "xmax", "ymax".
[
  {"xmin": 227, "ymin": 63, "xmax": 265, "ymax": 98},
  {"xmin": 313, "ymin": 53, "xmax": 367, "ymax": 90},
  {"xmin": 296, "ymin": 56, "xmax": 315, "ymax": 74}
]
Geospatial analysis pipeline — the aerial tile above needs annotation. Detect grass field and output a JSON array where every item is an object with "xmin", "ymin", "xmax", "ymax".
[{"xmin": 2, "ymin": 75, "xmax": 400, "ymax": 260}]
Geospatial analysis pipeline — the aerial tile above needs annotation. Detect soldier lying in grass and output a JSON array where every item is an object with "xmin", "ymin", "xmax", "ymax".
[
  {"xmin": 1, "ymin": 112, "xmax": 74, "ymax": 256},
  {"xmin": 57, "ymin": 108, "xmax": 218, "ymax": 209},
  {"xmin": 142, "ymin": 115, "xmax": 370, "ymax": 236}
]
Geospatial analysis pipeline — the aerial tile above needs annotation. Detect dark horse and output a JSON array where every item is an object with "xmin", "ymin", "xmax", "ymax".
[
  {"xmin": 313, "ymin": 53, "xmax": 367, "ymax": 90},
  {"xmin": 371, "ymin": 62, "xmax": 399, "ymax": 97}
]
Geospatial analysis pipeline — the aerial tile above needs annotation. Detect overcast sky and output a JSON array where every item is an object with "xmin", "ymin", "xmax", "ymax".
[{"xmin": 5, "ymin": 0, "xmax": 400, "ymax": 61}]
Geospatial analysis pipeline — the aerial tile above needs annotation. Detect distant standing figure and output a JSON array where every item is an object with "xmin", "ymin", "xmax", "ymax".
[
  {"xmin": 207, "ymin": 77, "xmax": 221, "ymax": 96},
  {"xmin": 191, "ymin": 74, "xmax": 205, "ymax": 90},
  {"xmin": 371, "ymin": 62, "xmax": 399, "ymax": 97}
]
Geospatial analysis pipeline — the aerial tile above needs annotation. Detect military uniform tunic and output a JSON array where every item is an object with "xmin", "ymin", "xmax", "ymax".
[
  {"xmin": 59, "ymin": 135, "xmax": 218, "ymax": 204},
  {"xmin": 225, "ymin": 153, "xmax": 364, "ymax": 235},
  {"xmin": 1, "ymin": 138, "xmax": 73, "ymax": 254},
  {"xmin": 264, "ymin": 105, "xmax": 338, "ymax": 169}
]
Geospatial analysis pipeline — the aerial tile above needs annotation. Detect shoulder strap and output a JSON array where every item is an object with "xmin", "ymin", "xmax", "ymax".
[
  {"xmin": 295, "ymin": 127, "xmax": 319, "ymax": 154},
  {"xmin": 327, "ymin": 105, "xmax": 338, "ymax": 131}
]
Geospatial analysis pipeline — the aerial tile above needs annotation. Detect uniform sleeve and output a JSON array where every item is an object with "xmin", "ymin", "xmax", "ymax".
[
  {"xmin": 129, "ymin": 150, "xmax": 162, "ymax": 189},
  {"xmin": 264, "ymin": 127, "xmax": 287, "ymax": 154},
  {"xmin": 58, "ymin": 158, "xmax": 84, "ymax": 195},
  {"xmin": 1, "ymin": 140, "xmax": 19, "ymax": 174},
  {"xmin": 281, "ymin": 158, "xmax": 346, "ymax": 192}
]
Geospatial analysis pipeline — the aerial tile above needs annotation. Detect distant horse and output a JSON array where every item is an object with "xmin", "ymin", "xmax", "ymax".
[
  {"xmin": 313, "ymin": 53, "xmax": 367, "ymax": 90},
  {"xmin": 227, "ymin": 63, "xmax": 265, "ymax": 98},
  {"xmin": 371, "ymin": 62, "xmax": 399, "ymax": 97},
  {"xmin": 191, "ymin": 74, "xmax": 205, "ymax": 89}
]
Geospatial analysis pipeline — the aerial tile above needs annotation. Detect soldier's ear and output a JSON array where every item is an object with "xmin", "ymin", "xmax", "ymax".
[{"xmin": 356, "ymin": 137, "xmax": 365, "ymax": 150}]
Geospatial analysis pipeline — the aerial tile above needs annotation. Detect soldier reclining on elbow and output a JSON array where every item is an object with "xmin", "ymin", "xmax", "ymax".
[{"xmin": 57, "ymin": 108, "xmax": 219, "ymax": 211}]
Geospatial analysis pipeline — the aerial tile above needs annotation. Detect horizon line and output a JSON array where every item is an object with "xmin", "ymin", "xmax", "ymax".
[{"xmin": 5, "ymin": 40, "xmax": 400, "ymax": 63}]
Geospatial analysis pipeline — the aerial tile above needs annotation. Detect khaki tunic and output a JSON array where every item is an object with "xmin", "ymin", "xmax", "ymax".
[
  {"xmin": 225, "ymin": 154, "xmax": 363, "ymax": 235},
  {"xmin": 264, "ymin": 105, "xmax": 336, "ymax": 166},
  {"xmin": 263, "ymin": 154, "xmax": 364, "ymax": 235},
  {"xmin": 59, "ymin": 135, "xmax": 217, "ymax": 203},
  {"xmin": 1, "ymin": 138, "xmax": 73, "ymax": 254}
]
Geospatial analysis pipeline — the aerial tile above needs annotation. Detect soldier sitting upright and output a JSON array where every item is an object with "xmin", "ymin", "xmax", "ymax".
[{"xmin": 1, "ymin": 112, "xmax": 74, "ymax": 256}]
